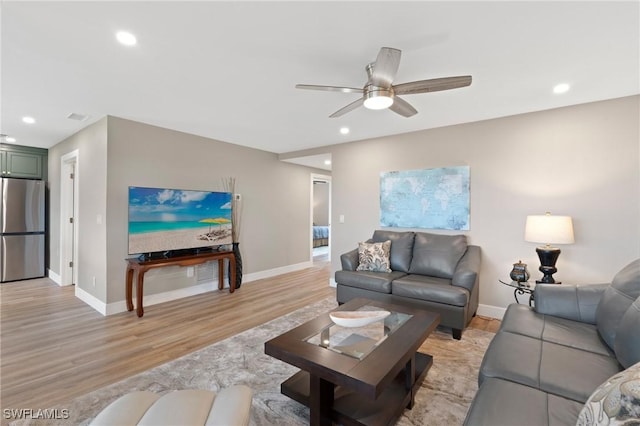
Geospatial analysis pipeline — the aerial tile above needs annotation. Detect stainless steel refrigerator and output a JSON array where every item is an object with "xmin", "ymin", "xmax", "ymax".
[{"xmin": 1, "ymin": 178, "xmax": 45, "ymax": 282}]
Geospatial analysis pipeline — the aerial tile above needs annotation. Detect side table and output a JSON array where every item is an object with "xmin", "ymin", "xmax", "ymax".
[{"xmin": 499, "ymin": 280, "xmax": 536, "ymax": 306}]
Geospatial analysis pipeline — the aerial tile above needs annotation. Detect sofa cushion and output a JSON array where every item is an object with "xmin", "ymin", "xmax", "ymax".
[
  {"xmin": 463, "ymin": 377, "xmax": 584, "ymax": 426},
  {"xmin": 91, "ymin": 391, "xmax": 161, "ymax": 426},
  {"xmin": 90, "ymin": 386, "xmax": 253, "ymax": 426},
  {"xmin": 372, "ymin": 230, "xmax": 415, "ymax": 272},
  {"xmin": 614, "ymin": 296, "xmax": 640, "ymax": 369},
  {"xmin": 596, "ymin": 259, "xmax": 640, "ymax": 350},
  {"xmin": 334, "ymin": 270, "xmax": 406, "ymax": 293},
  {"xmin": 500, "ymin": 304, "xmax": 614, "ymax": 357},
  {"xmin": 576, "ymin": 361, "xmax": 640, "ymax": 426},
  {"xmin": 408, "ymin": 232, "xmax": 467, "ymax": 279},
  {"xmin": 139, "ymin": 390, "xmax": 216, "ymax": 426},
  {"xmin": 479, "ymin": 331, "xmax": 622, "ymax": 403},
  {"xmin": 392, "ymin": 274, "xmax": 469, "ymax": 307},
  {"xmin": 356, "ymin": 240, "xmax": 391, "ymax": 273}
]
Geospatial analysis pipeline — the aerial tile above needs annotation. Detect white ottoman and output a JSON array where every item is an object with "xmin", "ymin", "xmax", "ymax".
[{"xmin": 90, "ymin": 385, "xmax": 253, "ymax": 426}]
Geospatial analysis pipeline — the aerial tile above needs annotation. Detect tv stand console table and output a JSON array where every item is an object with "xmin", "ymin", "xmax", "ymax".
[{"xmin": 125, "ymin": 251, "xmax": 236, "ymax": 317}]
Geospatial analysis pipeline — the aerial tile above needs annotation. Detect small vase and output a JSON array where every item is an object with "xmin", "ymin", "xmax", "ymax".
[
  {"xmin": 228, "ymin": 242, "xmax": 243, "ymax": 289},
  {"xmin": 510, "ymin": 260, "xmax": 530, "ymax": 283}
]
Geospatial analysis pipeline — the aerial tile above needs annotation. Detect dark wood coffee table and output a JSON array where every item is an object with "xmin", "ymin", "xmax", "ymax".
[{"xmin": 264, "ymin": 298, "xmax": 440, "ymax": 426}]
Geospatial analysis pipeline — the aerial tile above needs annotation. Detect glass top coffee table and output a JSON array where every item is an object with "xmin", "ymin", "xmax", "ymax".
[
  {"xmin": 305, "ymin": 306, "xmax": 412, "ymax": 360},
  {"xmin": 264, "ymin": 298, "xmax": 440, "ymax": 426}
]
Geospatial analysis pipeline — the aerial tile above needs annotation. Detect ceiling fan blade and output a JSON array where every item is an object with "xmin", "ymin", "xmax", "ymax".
[
  {"xmin": 329, "ymin": 97, "xmax": 364, "ymax": 118},
  {"xmin": 389, "ymin": 96, "xmax": 418, "ymax": 118},
  {"xmin": 295, "ymin": 84, "xmax": 363, "ymax": 94},
  {"xmin": 369, "ymin": 47, "xmax": 401, "ymax": 88},
  {"xmin": 393, "ymin": 76, "xmax": 472, "ymax": 95}
]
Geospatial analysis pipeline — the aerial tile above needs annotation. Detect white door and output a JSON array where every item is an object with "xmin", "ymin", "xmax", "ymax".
[{"xmin": 60, "ymin": 153, "xmax": 78, "ymax": 286}]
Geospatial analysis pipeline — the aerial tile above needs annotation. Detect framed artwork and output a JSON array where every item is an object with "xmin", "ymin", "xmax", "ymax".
[{"xmin": 380, "ymin": 166, "xmax": 470, "ymax": 230}]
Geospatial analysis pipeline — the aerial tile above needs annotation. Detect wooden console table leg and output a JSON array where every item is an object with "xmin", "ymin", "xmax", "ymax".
[
  {"xmin": 217, "ymin": 259, "xmax": 224, "ymax": 290},
  {"xmin": 136, "ymin": 270, "xmax": 145, "ymax": 317},
  {"xmin": 125, "ymin": 266, "xmax": 135, "ymax": 312}
]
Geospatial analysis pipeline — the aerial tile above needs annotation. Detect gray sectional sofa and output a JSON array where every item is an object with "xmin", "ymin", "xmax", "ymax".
[
  {"xmin": 335, "ymin": 230, "xmax": 481, "ymax": 339},
  {"xmin": 464, "ymin": 258, "xmax": 640, "ymax": 425}
]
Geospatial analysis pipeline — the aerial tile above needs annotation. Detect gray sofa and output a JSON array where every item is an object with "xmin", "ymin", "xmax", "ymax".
[
  {"xmin": 464, "ymin": 258, "xmax": 640, "ymax": 425},
  {"xmin": 335, "ymin": 230, "xmax": 481, "ymax": 339}
]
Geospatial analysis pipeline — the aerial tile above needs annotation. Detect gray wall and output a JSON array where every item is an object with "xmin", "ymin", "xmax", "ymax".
[
  {"xmin": 48, "ymin": 96, "xmax": 639, "ymax": 313},
  {"xmin": 329, "ymin": 95, "xmax": 640, "ymax": 311},
  {"xmin": 49, "ymin": 116, "xmax": 317, "ymax": 305},
  {"xmin": 48, "ymin": 117, "xmax": 108, "ymax": 301}
]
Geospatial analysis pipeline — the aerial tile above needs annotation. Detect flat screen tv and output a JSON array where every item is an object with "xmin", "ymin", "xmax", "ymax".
[{"xmin": 128, "ymin": 186, "xmax": 233, "ymax": 256}]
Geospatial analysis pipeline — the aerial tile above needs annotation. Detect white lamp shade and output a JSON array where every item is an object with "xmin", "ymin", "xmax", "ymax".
[{"xmin": 525, "ymin": 214, "xmax": 575, "ymax": 245}]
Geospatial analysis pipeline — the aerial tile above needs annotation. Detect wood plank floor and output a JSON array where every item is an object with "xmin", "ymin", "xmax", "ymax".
[{"xmin": 0, "ymin": 260, "xmax": 499, "ymax": 415}]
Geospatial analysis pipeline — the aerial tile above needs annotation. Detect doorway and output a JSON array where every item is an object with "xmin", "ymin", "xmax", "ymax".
[
  {"xmin": 311, "ymin": 174, "xmax": 331, "ymax": 263},
  {"xmin": 60, "ymin": 150, "xmax": 79, "ymax": 286}
]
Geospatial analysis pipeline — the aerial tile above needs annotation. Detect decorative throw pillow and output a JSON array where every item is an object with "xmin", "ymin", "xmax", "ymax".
[
  {"xmin": 356, "ymin": 240, "xmax": 392, "ymax": 273},
  {"xmin": 576, "ymin": 361, "xmax": 640, "ymax": 425}
]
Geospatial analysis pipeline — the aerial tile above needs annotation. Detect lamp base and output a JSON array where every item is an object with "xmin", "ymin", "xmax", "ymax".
[{"xmin": 535, "ymin": 246, "xmax": 561, "ymax": 284}]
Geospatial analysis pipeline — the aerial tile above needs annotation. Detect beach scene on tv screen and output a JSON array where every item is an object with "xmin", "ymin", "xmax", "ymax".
[{"xmin": 128, "ymin": 187, "xmax": 233, "ymax": 254}]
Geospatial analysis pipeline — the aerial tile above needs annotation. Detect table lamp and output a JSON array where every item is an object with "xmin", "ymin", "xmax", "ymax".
[{"xmin": 524, "ymin": 212, "xmax": 574, "ymax": 284}]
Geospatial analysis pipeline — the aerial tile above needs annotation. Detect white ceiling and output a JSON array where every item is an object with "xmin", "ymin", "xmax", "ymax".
[{"xmin": 2, "ymin": 1, "xmax": 639, "ymax": 171}]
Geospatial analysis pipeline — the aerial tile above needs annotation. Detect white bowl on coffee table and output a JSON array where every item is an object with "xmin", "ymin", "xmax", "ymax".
[{"xmin": 329, "ymin": 310, "xmax": 391, "ymax": 328}]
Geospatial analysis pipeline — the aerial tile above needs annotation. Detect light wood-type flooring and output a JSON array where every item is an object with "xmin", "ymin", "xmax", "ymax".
[{"xmin": 0, "ymin": 260, "xmax": 500, "ymax": 416}]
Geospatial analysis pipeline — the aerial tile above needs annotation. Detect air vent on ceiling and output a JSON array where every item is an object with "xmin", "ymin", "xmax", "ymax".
[{"xmin": 67, "ymin": 113, "xmax": 89, "ymax": 121}]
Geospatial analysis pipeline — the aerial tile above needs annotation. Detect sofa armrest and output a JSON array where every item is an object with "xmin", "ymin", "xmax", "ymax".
[
  {"xmin": 534, "ymin": 283, "xmax": 608, "ymax": 324},
  {"xmin": 452, "ymin": 245, "xmax": 481, "ymax": 293},
  {"xmin": 340, "ymin": 248, "xmax": 359, "ymax": 271}
]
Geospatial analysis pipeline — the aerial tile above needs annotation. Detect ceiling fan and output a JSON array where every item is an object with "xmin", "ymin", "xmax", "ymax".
[{"xmin": 296, "ymin": 47, "xmax": 472, "ymax": 118}]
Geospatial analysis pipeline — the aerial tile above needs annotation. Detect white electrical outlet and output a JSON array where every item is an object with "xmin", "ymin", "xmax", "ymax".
[
  {"xmin": 339, "ymin": 214, "xmax": 345, "ymax": 223},
  {"xmin": 187, "ymin": 267, "xmax": 195, "ymax": 278},
  {"xmin": 92, "ymin": 276, "xmax": 96, "ymax": 286},
  {"xmin": 234, "ymin": 193, "xmax": 241, "ymax": 201}
]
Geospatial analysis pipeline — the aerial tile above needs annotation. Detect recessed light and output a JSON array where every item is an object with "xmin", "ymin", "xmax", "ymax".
[
  {"xmin": 6, "ymin": 137, "xmax": 16, "ymax": 143},
  {"xmin": 22, "ymin": 116, "xmax": 36, "ymax": 124},
  {"xmin": 324, "ymin": 160, "xmax": 332, "ymax": 166},
  {"xmin": 553, "ymin": 83, "xmax": 570, "ymax": 94},
  {"xmin": 116, "ymin": 31, "xmax": 137, "ymax": 46},
  {"xmin": 339, "ymin": 127, "xmax": 350, "ymax": 135}
]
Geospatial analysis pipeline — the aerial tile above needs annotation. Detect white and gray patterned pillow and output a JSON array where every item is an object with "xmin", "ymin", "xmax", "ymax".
[
  {"xmin": 356, "ymin": 240, "xmax": 392, "ymax": 273},
  {"xmin": 577, "ymin": 361, "xmax": 640, "ymax": 425}
]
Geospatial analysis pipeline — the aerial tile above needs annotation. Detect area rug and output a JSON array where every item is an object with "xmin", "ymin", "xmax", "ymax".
[{"xmin": 26, "ymin": 297, "xmax": 493, "ymax": 425}]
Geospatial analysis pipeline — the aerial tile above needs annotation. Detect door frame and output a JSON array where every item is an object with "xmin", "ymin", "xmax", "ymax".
[{"xmin": 59, "ymin": 150, "xmax": 79, "ymax": 286}]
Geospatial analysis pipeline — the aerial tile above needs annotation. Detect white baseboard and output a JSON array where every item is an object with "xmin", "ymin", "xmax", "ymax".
[
  {"xmin": 477, "ymin": 303, "xmax": 506, "ymax": 320},
  {"xmin": 106, "ymin": 300, "xmax": 129, "ymax": 316},
  {"xmin": 79, "ymin": 260, "xmax": 327, "ymax": 316},
  {"xmin": 75, "ymin": 286, "xmax": 107, "ymax": 316},
  {"xmin": 103, "ymin": 280, "xmax": 219, "ymax": 316},
  {"xmin": 329, "ymin": 278, "xmax": 337, "ymax": 288},
  {"xmin": 48, "ymin": 269, "xmax": 61, "ymax": 286},
  {"xmin": 242, "ymin": 261, "xmax": 313, "ymax": 283}
]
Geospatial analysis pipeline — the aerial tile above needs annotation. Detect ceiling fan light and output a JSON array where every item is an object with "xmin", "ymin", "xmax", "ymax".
[
  {"xmin": 364, "ymin": 96, "xmax": 393, "ymax": 110},
  {"xmin": 363, "ymin": 91, "xmax": 394, "ymax": 110}
]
